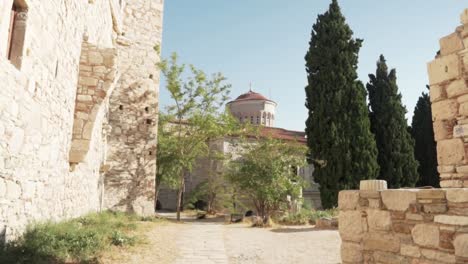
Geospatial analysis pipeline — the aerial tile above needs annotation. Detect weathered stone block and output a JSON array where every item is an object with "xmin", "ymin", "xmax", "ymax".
[
  {"xmin": 434, "ymin": 120, "xmax": 454, "ymax": 141},
  {"xmin": 456, "ymin": 165, "xmax": 468, "ymax": 173},
  {"xmin": 420, "ymin": 248, "xmax": 456, "ymax": 263},
  {"xmin": 416, "ymin": 189, "xmax": 445, "ymax": 199},
  {"xmin": 363, "ymin": 233, "xmax": 400, "ymax": 253},
  {"xmin": 6, "ymin": 181, "xmax": 21, "ymax": 200},
  {"xmin": 411, "ymin": 224, "xmax": 440, "ymax": 247},
  {"xmin": 423, "ymin": 203, "xmax": 447, "ymax": 214},
  {"xmin": 381, "ymin": 190, "xmax": 417, "ymax": 211},
  {"xmin": 434, "ymin": 214, "xmax": 468, "ymax": 225},
  {"xmin": 437, "ymin": 138, "xmax": 465, "ymax": 165},
  {"xmin": 440, "ymin": 179, "xmax": 464, "ymax": 188},
  {"xmin": 432, "ymin": 99, "xmax": 458, "ymax": 121},
  {"xmin": 79, "ymin": 77, "xmax": 99, "ymax": 87},
  {"xmin": 430, "ymin": 84, "xmax": 446, "ymax": 103},
  {"xmin": 339, "ymin": 211, "xmax": 364, "ymax": 242},
  {"xmin": 454, "ymin": 234, "xmax": 468, "ymax": 258},
  {"xmin": 341, "ymin": 242, "xmax": 363, "ymax": 262},
  {"xmin": 446, "ymin": 188, "xmax": 468, "ymax": 202},
  {"xmin": 367, "ymin": 209, "xmax": 391, "ymax": 231},
  {"xmin": 427, "ymin": 54, "xmax": 460, "ymax": 85},
  {"xmin": 458, "ymin": 94, "xmax": 468, "ymax": 104},
  {"xmin": 88, "ymin": 51, "xmax": 104, "ymax": 65},
  {"xmin": 373, "ymin": 251, "xmax": 408, "ymax": 264},
  {"xmin": 438, "ymin": 165, "xmax": 456, "ymax": 173},
  {"xmin": 406, "ymin": 213, "xmax": 423, "ymax": 221},
  {"xmin": 338, "ymin": 190, "xmax": 360, "ymax": 210},
  {"xmin": 440, "ymin": 32, "xmax": 465, "ymax": 56},
  {"xmin": 460, "ymin": 102, "xmax": 468, "ymax": 116},
  {"xmin": 401, "ymin": 244, "xmax": 420, "ymax": 258}
]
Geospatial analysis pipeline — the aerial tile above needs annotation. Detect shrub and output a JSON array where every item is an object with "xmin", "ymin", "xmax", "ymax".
[
  {"xmin": 278, "ymin": 208, "xmax": 338, "ymax": 225},
  {"xmin": 309, "ymin": 208, "xmax": 338, "ymax": 224},
  {"xmin": 0, "ymin": 211, "xmax": 144, "ymax": 264}
]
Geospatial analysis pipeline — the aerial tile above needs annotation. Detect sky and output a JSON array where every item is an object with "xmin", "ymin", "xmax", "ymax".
[{"xmin": 159, "ymin": 0, "xmax": 467, "ymax": 131}]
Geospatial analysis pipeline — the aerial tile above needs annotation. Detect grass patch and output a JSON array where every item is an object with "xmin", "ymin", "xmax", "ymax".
[{"xmin": 0, "ymin": 211, "xmax": 149, "ymax": 264}]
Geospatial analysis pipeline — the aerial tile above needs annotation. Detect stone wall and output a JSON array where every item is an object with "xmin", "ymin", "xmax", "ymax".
[
  {"xmin": 105, "ymin": 0, "xmax": 163, "ymax": 216},
  {"xmin": 338, "ymin": 9, "xmax": 468, "ymax": 264},
  {"xmin": 339, "ymin": 189, "xmax": 468, "ymax": 263},
  {"xmin": 0, "ymin": 0, "xmax": 163, "ymax": 241},
  {"xmin": 428, "ymin": 9, "xmax": 468, "ymax": 188}
]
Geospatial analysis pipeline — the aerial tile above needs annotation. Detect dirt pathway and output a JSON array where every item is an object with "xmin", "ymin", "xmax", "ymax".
[{"xmin": 100, "ymin": 217, "xmax": 341, "ymax": 264}]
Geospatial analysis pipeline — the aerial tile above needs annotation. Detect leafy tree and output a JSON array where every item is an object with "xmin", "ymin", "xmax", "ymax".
[
  {"xmin": 367, "ymin": 55, "xmax": 419, "ymax": 188},
  {"xmin": 304, "ymin": 0, "xmax": 379, "ymax": 208},
  {"xmin": 411, "ymin": 90, "xmax": 439, "ymax": 187},
  {"xmin": 227, "ymin": 137, "xmax": 307, "ymax": 225},
  {"xmin": 157, "ymin": 53, "xmax": 235, "ymax": 220}
]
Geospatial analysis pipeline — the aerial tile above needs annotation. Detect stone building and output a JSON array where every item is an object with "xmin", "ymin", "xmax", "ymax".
[
  {"xmin": 158, "ymin": 90, "xmax": 322, "ymax": 212},
  {"xmin": 0, "ymin": 0, "xmax": 163, "ymax": 241},
  {"xmin": 338, "ymin": 9, "xmax": 468, "ymax": 264},
  {"xmin": 227, "ymin": 90, "xmax": 277, "ymax": 127}
]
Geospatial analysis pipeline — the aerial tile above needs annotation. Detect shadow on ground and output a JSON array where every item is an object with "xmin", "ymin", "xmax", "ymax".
[{"xmin": 270, "ymin": 227, "xmax": 336, "ymax": 233}]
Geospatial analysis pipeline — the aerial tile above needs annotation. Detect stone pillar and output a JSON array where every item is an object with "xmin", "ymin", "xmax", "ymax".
[{"xmin": 428, "ymin": 9, "xmax": 468, "ymax": 188}]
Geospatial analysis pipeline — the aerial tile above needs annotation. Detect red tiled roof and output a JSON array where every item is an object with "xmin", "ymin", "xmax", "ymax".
[{"xmin": 259, "ymin": 127, "xmax": 306, "ymax": 144}]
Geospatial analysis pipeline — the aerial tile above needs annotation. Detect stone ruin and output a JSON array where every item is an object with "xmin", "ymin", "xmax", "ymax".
[
  {"xmin": 338, "ymin": 9, "xmax": 468, "ymax": 264},
  {"xmin": 0, "ymin": 0, "xmax": 163, "ymax": 241}
]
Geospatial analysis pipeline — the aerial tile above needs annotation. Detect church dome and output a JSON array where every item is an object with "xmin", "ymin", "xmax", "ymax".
[
  {"xmin": 227, "ymin": 89, "xmax": 277, "ymax": 127},
  {"xmin": 230, "ymin": 90, "xmax": 275, "ymax": 103}
]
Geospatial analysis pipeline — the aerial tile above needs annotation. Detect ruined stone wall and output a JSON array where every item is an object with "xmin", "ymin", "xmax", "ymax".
[
  {"xmin": 0, "ymin": 0, "xmax": 163, "ymax": 240},
  {"xmin": 429, "ymin": 9, "xmax": 468, "ymax": 187},
  {"xmin": 339, "ymin": 189, "xmax": 468, "ymax": 263},
  {"xmin": 338, "ymin": 9, "xmax": 468, "ymax": 264},
  {"xmin": 105, "ymin": 0, "xmax": 163, "ymax": 215}
]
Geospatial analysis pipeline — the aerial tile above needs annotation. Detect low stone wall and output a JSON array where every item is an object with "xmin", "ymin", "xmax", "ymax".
[{"xmin": 338, "ymin": 188, "xmax": 468, "ymax": 264}]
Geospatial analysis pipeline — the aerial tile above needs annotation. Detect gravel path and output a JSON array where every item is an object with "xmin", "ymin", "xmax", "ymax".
[
  {"xmin": 102, "ymin": 215, "xmax": 341, "ymax": 264},
  {"xmin": 224, "ymin": 224, "xmax": 341, "ymax": 264}
]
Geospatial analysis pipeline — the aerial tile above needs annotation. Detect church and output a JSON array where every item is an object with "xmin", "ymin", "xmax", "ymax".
[{"xmin": 157, "ymin": 89, "xmax": 322, "ymax": 212}]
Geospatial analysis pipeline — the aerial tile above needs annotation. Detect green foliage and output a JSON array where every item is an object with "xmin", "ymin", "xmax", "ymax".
[
  {"xmin": 227, "ymin": 137, "xmax": 308, "ymax": 222},
  {"xmin": 411, "ymin": 91, "xmax": 439, "ymax": 187},
  {"xmin": 278, "ymin": 208, "xmax": 338, "ymax": 225},
  {"xmin": 367, "ymin": 55, "xmax": 419, "ymax": 188},
  {"xmin": 0, "ymin": 211, "xmax": 142, "ymax": 264},
  {"xmin": 304, "ymin": 0, "xmax": 379, "ymax": 208},
  {"xmin": 156, "ymin": 53, "xmax": 246, "ymax": 219}
]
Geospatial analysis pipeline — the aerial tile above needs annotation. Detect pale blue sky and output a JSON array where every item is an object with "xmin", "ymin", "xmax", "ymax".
[{"xmin": 160, "ymin": 1, "xmax": 467, "ymax": 131}]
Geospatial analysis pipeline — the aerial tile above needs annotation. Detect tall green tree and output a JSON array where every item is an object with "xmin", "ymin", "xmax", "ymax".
[
  {"xmin": 411, "ymin": 90, "xmax": 439, "ymax": 187},
  {"xmin": 367, "ymin": 55, "xmax": 419, "ymax": 188},
  {"xmin": 304, "ymin": 0, "xmax": 378, "ymax": 208},
  {"xmin": 157, "ymin": 53, "xmax": 236, "ymax": 220}
]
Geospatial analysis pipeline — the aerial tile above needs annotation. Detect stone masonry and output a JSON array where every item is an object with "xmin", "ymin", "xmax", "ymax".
[
  {"xmin": 338, "ymin": 9, "xmax": 468, "ymax": 264},
  {"xmin": 0, "ymin": 0, "xmax": 163, "ymax": 241},
  {"xmin": 429, "ymin": 8, "xmax": 468, "ymax": 188}
]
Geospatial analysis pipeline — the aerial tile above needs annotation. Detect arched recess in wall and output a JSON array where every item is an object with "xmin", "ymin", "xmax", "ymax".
[{"xmin": 68, "ymin": 40, "xmax": 119, "ymax": 165}]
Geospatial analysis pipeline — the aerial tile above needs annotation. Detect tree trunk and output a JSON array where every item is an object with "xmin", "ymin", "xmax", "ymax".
[
  {"xmin": 154, "ymin": 185, "xmax": 161, "ymax": 211},
  {"xmin": 176, "ymin": 176, "xmax": 184, "ymax": 221}
]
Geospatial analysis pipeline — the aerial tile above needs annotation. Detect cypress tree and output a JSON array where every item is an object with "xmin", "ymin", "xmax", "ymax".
[
  {"xmin": 411, "ymin": 91, "xmax": 439, "ymax": 187},
  {"xmin": 367, "ymin": 55, "xmax": 419, "ymax": 188},
  {"xmin": 305, "ymin": 0, "xmax": 379, "ymax": 208}
]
